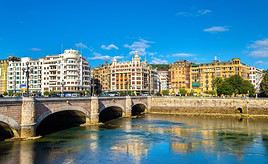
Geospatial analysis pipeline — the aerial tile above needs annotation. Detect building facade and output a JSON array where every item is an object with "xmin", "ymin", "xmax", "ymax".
[
  {"xmin": 0, "ymin": 60, "xmax": 8, "ymax": 94},
  {"xmin": 6, "ymin": 49, "xmax": 90, "ymax": 96},
  {"xmin": 249, "ymin": 67, "xmax": 263, "ymax": 93},
  {"xmin": 110, "ymin": 52, "xmax": 151, "ymax": 94},
  {"xmin": 92, "ymin": 63, "xmax": 111, "ymax": 94},
  {"xmin": 190, "ymin": 58, "xmax": 250, "ymax": 92},
  {"xmin": 169, "ymin": 58, "xmax": 251, "ymax": 94},
  {"xmin": 158, "ymin": 70, "xmax": 169, "ymax": 91},
  {"xmin": 151, "ymin": 69, "xmax": 160, "ymax": 94},
  {"xmin": 7, "ymin": 57, "xmax": 43, "ymax": 95},
  {"xmin": 92, "ymin": 52, "xmax": 154, "ymax": 95},
  {"xmin": 41, "ymin": 49, "xmax": 91, "ymax": 95},
  {"xmin": 169, "ymin": 60, "xmax": 191, "ymax": 93}
]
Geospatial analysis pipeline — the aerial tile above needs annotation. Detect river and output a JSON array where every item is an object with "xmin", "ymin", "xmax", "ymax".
[{"xmin": 1, "ymin": 114, "xmax": 268, "ymax": 164}]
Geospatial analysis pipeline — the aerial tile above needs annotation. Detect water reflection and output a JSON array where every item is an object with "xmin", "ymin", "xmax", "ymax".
[{"xmin": 0, "ymin": 114, "xmax": 268, "ymax": 163}]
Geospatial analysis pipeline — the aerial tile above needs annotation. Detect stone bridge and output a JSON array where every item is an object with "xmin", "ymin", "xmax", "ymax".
[{"xmin": 0, "ymin": 96, "xmax": 151, "ymax": 139}]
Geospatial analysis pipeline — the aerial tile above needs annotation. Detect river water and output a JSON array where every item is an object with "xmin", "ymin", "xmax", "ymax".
[{"xmin": 1, "ymin": 114, "xmax": 268, "ymax": 164}]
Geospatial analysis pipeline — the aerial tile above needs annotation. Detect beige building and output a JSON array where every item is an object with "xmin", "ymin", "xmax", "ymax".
[
  {"xmin": 92, "ymin": 63, "xmax": 111, "ymax": 94},
  {"xmin": 0, "ymin": 60, "xmax": 8, "ymax": 94},
  {"xmin": 169, "ymin": 60, "xmax": 191, "ymax": 93},
  {"xmin": 110, "ymin": 52, "xmax": 151, "ymax": 93},
  {"xmin": 169, "ymin": 58, "xmax": 251, "ymax": 94},
  {"xmin": 190, "ymin": 58, "xmax": 250, "ymax": 92},
  {"xmin": 93, "ymin": 52, "xmax": 153, "ymax": 95}
]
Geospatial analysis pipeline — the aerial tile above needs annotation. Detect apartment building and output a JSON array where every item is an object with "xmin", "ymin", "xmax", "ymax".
[
  {"xmin": 158, "ymin": 70, "xmax": 169, "ymax": 91},
  {"xmin": 41, "ymin": 49, "xmax": 91, "ymax": 95},
  {"xmin": 249, "ymin": 67, "xmax": 263, "ymax": 93},
  {"xmin": 0, "ymin": 60, "xmax": 8, "ymax": 94},
  {"xmin": 169, "ymin": 60, "xmax": 191, "ymax": 93},
  {"xmin": 7, "ymin": 57, "xmax": 42, "ymax": 94},
  {"xmin": 151, "ymin": 69, "xmax": 160, "ymax": 94},
  {"xmin": 92, "ymin": 63, "xmax": 111, "ymax": 94},
  {"xmin": 169, "ymin": 58, "xmax": 251, "ymax": 94},
  {"xmin": 110, "ymin": 52, "xmax": 151, "ymax": 93},
  {"xmin": 190, "ymin": 58, "xmax": 250, "ymax": 92},
  {"xmin": 92, "ymin": 52, "xmax": 153, "ymax": 94},
  {"xmin": 5, "ymin": 49, "xmax": 90, "ymax": 96}
]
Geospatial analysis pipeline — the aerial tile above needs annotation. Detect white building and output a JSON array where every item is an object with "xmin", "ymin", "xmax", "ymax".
[
  {"xmin": 7, "ymin": 57, "xmax": 43, "ymax": 94},
  {"xmin": 151, "ymin": 69, "xmax": 160, "ymax": 94},
  {"xmin": 7, "ymin": 49, "xmax": 91, "ymax": 96},
  {"xmin": 158, "ymin": 70, "xmax": 169, "ymax": 91},
  {"xmin": 41, "ymin": 49, "xmax": 91, "ymax": 95},
  {"xmin": 249, "ymin": 67, "xmax": 263, "ymax": 93}
]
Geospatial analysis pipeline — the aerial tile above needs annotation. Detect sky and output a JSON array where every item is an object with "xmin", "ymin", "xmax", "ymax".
[{"xmin": 0, "ymin": 0, "xmax": 268, "ymax": 68}]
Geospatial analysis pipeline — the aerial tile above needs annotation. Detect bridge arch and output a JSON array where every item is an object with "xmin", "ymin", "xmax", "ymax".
[
  {"xmin": 131, "ymin": 103, "xmax": 147, "ymax": 116},
  {"xmin": 35, "ymin": 106, "xmax": 89, "ymax": 136},
  {"xmin": 0, "ymin": 114, "xmax": 20, "ymax": 140},
  {"xmin": 99, "ymin": 105, "xmax": 124, "ymax": 123}
]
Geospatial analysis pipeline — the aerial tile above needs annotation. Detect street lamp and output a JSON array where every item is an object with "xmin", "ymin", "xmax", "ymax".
[
  {"xmin": 91, "ymin": 78, "xmax": 96, "ymax": 96},
  {"xmin": 22, "ymin": 62, "xmax": 33, "ymax": 96},
  {"xmin": 61, "ymin": 80, "xmax": 65, "ymax": 97}
]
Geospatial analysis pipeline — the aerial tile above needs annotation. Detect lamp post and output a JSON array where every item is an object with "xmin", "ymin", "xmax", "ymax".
[
  {"xmin": 22, "ymin": 62, "xmax": 33, "ymax": 96},
  {"xmin": 91, "ymin": 78, "xmax": 95, "ymax": 96},
  {"xmin": 61, "ymin": 80, "xmax": 65, "ymax": 97}
]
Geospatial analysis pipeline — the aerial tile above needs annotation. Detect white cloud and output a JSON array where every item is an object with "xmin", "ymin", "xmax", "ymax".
[
  {"xmin": 75, "ymin": 42, "xmax": 88, "ymax": 49},
  {"xmin": 171, "ymin": 53, "xmax": 195, "ymax": 57},
  {"xmin": 89, "ymin": 52, "xmax": 123, "ymax": 61},
  {"xmin": 124, "ymin": 39, "xmax": 153, "ymax": 55},
  {"xmin": 176, "ymin": 9, "xmax": 212, "ymax": 17},
  {"xmin": 248, "ymin": 38, "xmax": 268, "ymax": 58},
  {"xmin": 101, "ymin": 44, "xmax": 119, "ymax": 50},
  {"xmin": 203, "ymin": 26, "xmax": 230, "ymax": 33},
  {"xmin": 30, "ymin": 48, "xmax": 42, "ymax": 52},
  {"xmin": 176, "ymin": 12, "xmax": 193, "ymax": 17},
  {"xmin": 197, "ymin": 9, "xmax": 212, "ymax": 15},
  {"xmin": 151, "ymin": 57, "xmax": 168, "ymax": 64},
  {"xmin": 256, "ymin": 60, "xmax": 268, "ymax": 65}
]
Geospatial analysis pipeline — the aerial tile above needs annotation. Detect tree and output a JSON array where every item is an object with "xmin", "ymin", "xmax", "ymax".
[
  {"xmin": 212, "ymin": 77, "xmax": 223, "ymax": 89},
  {"xmin": 44, "ymin": 91, "xmax": 50, "ymax": 97},
  {"xmin": 179, "ymin": 88, "xmax": 187, "ymax": 96},
  {"xmin": 216, "ymin": 75, "xmax": 255, "ymax": 96},
  {"xmin": 240, "ymin": 80, "xmax": 255, "ymax": 96},
  {"xmin": 260, "ymin": 72, "xmax": 268, "ymax": 96},
  {"xmin": 217, "ymin": 81, "xmax": 233, "ymax": 96},
  {"xmin": 212, "ymin": 77, "xmax": 224, "ymax": 95},
  {"xmin": 8, "ymin": 91, "xmax": 13, "ymax": 96},
  {"xmin": 3, "ymin": 92, "xmax": 8, "ymax": 96},
  {"xmin": 225, "ymin": 75, "xmax": 244, "ymax": 95},
  {"xmin": 161, "ymin": 90, "xmax": 169, "ymax": 96}
]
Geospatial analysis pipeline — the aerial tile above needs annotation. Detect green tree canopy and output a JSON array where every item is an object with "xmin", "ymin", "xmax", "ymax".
[
  {"xmin": 212, "ymin": 77, "xmax": 223, "ymax": 89},
  {"xmin": 260, "ymin": 72, "xmax": 268, "ymax": 96},
  {"xmin": 215, "ymin": 75, "xmax": 255, "ymax": 96}
]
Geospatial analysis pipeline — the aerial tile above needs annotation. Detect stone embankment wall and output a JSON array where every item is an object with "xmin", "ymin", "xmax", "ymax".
[{"xmin": 150, "ymin": 97, "xmax": 268, "ymax": 116}]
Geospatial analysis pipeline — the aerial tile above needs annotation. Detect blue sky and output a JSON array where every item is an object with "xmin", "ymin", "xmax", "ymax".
[{"xmin": 1, "ymin": 0, "xmax": 268, "ymax": 68}]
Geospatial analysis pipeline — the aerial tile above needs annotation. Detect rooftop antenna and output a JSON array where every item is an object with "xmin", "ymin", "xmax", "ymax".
[{"xmin": 214, "ymin": 56, "xmax": 218, "ymax": 62}]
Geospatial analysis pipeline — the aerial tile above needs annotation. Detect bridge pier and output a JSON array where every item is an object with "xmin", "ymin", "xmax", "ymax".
[
  {"xmin": 146, "ymin": 96, "xmax": 152, "ymax": 113},
  {"xmin": 123, "ymin": 96, "xmax": 132, "ymax": 117},
  {"xmin": 89, "ymin": 97, "xmax": 99, "ymax": 124},
  {"xmin": 20, "ymin": 97, "xmax": 36, "ymax": 138}
]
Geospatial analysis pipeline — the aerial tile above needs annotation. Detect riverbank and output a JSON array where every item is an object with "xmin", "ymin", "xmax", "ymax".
[{"xmin": 149, "ymin": 97, "xmax": 268, "ymax": 117}]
